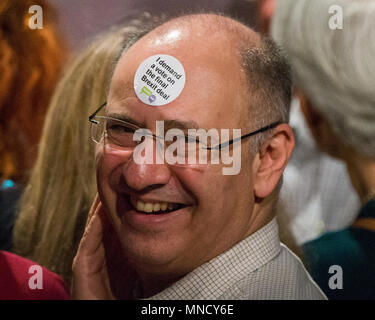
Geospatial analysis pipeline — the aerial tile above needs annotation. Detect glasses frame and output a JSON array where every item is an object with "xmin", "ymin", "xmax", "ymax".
[{"xmin": 89, "ymin": 102, "xmax": 282, "ymax": 151}]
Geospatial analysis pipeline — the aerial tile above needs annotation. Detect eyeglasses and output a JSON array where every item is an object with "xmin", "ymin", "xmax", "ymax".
[{"xmin": 89, "ymin": 102, "xmax": 281, "ymax": 152}]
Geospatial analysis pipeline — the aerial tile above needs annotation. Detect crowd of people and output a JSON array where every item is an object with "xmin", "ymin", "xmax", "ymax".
[{"xmin": 0, "ymin": 0, "xmax": 374, "ymax": 300}]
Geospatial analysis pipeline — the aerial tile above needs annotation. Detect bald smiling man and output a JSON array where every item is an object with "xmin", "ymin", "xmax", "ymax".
[{"xmin": 72, "ymin": 14, "xmax": 326, "ymax": 300}]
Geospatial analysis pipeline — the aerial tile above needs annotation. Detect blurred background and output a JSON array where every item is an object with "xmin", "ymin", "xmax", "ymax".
[{"xmin": 52, "ymin": 0, "xmax": 259, "ymax": 51}]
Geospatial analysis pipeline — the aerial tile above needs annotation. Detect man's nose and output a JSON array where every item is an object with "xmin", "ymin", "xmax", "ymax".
[{"xmin": 122, "ymin": 145, "xmax": 172, "ymax": 192}]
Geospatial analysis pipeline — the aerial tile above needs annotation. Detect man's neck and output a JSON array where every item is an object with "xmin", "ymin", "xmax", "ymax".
[{"xmin": 251, "ymin": 192, "xmax": 277, "ymax": 233}]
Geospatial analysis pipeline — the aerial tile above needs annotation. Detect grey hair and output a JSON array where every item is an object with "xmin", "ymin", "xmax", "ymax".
[
  {"xmin": 240, "ymin": 37, "xmax": 292, "ymax": 152},
  {"xmin": 272, "ymin": 0, "xmax": 375, "ymax": 157}
]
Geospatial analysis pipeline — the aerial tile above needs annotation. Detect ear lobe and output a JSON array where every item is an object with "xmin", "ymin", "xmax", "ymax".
[{"xmin": 253, "ymin": 124, "xmax": 295, "ymax": 199}]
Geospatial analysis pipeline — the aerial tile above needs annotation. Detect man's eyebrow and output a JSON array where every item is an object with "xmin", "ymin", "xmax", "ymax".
[
  {"xmin": 104, "ymin": 114, "xmax": 201, "ymax": 131},
  {"xmin": 106, "ymin": 113, "xmax": 145, "ymax": 128},
  {"xmin": 164, "ymin": 119, "xmax": 200, "ymax": 131}
]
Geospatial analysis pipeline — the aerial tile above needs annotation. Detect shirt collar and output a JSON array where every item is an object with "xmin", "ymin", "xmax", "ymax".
[{"xmin": 147, "ymin": 217, "xmax": 281, "ymax": 300}]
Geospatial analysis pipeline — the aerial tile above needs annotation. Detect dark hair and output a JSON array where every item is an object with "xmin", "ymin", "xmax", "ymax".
[{"xmin": 241, "ymin": 36, "xmax": 292, "ymax": 125}]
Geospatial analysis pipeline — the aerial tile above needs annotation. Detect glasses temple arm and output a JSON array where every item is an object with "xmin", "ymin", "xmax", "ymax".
[
  {"xmin": 206, "ymin": 121, "xmax": 282, "ymax": 151},
  {"xmin": 89, "ymin": 102, "xmax": 107, "ymax": 123}
]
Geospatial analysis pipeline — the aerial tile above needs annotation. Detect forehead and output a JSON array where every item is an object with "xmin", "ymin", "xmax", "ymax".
[{"xmin": 107, "ymin": 29, "xmax": 249, "ymax": 130}]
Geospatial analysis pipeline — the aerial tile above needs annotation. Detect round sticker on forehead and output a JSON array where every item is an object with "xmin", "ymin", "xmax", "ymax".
[{"xmin": 134, "ymin": 54, "xmax": 186, "ymax": 106}]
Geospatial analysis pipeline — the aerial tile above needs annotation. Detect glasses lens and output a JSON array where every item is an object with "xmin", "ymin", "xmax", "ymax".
[
  {"xmin": 105, "ymin": 118, "xmax": 139, "ymax": 148},
  {"xmin": 162, "ymin": 134, "xmax": 211, "ymax": 165},
  {"xmin": 90, "ymin": 120, "xmax": 104, "ymax": 143}
]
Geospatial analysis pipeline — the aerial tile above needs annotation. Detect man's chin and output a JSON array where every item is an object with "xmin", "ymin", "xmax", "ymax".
[{"xmin": 119, "ymin": 233, "xmax": 188, "ymax": 272}]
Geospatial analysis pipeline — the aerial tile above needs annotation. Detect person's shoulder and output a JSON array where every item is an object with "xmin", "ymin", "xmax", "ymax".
[
  {"xmin": 302, "ymin": 229, "xmax": 368, "ymax": 275},
  {"xmin": 219, "ymin": 244, "xmax": 327, "ymax": 300},
  {"xmin": 302, "ymin": 228, "xmax": 375, "ymax": 299},
  {"xmin": 304, "ymin": 229, "xmax": 362, "ymax": 251},
  {"xmin": 268, "ymin": 244, "xmax": 327, "ymax": 299},
  {"xmin": 0, "ymin": 251, "xmax": 70, "ymax": 300}
]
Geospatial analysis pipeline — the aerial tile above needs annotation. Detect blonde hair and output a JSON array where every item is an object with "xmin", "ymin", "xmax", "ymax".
[
  {"xmin": 12, "ymin": 24, "xmax": 141, "ymax": 283},
  {"xmin": 272, "ymin": 0, "xmax": 375, "ymax": 158}
]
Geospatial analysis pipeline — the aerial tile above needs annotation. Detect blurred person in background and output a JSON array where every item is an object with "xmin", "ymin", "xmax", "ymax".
[
  {"xmin": 0, "ymin": 2, "xmax": 69, "ymax": 298},
  {"xmin": 0, "ymin": 0, "xmax": 66, "ymax": 250},
  {"xmin": 0, "ymin": 250, "xmax": 69, "ymax": 299},
  {"xmin": 256, "ymin": 0, "xmax": 359, "ymax": 245},
  {"xmin": 12, "ymin": 16, "xmax": 157, "ymax": 284},
  {"xmin": 256, "ymin": 0, "xmax": 275, "ymax": 34},
  {"xmin": 52, "ymin": 0, "xmax": 258, "ymax": 51},
  {"xmin": 272, "ymin": 0, "xmax": 375, "ymax": 299}
]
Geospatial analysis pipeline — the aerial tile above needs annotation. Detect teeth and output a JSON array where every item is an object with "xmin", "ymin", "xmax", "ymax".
[
  {"xmin": 136, "ymin": 201, "xmax": 144, "ymax": 211},
  {"xmin": 135, "ymin": 200, "xmax": 177, "ymax": 213},
  {"xmin": 144, "ymin": 203, "xmax": 153, "ymax": 213},
  {"xmin": 153, "ymin": 203, "xmax": 160, "ymax": 212}
]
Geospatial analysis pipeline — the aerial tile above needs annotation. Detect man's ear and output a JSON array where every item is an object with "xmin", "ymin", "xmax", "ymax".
[{"xmin": 253, "ymin": 123, "xmax": 295, "ymax": 199}]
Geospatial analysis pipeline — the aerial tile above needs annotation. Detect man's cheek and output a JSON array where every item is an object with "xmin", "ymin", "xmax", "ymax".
[
  {"xmin": 96, "ymin": 148, "xmax": 122, "ymax": 179},
  {"xmin": 95, "ymin": 151, "xmax": 118, "ymax": 204},
  {"xmin": 172, "ymin": 163, "xmax": 211, "ymax": 189},
  {"xmin": 96, "ymin": 164, "xmax": 118, "ymax": 227}
]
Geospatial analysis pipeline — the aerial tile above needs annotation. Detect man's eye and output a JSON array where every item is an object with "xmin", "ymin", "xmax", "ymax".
[
  {"xmin": 184, "ymin": 136, "xmax": 197, "ymax": 144},
  {"xmin": 107, "ymin": 124, "xmax": 134, "ymax": 134}
]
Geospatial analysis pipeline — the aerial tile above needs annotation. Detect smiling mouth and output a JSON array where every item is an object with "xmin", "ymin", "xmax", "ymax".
[{"xmin": 131, "ymin": 199, "xmax": 188, "ymax": 215}]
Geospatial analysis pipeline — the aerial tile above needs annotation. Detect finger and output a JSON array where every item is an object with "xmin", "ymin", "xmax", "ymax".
[
  {"xmin": 85, "ymin": 194, "xmax": 101, "ymax": 227},
  {"xmin": 79, "ymin": 204, "xmax": 104, "ymax": 255}
]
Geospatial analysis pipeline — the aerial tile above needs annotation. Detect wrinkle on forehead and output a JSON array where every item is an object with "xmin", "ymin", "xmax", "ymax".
[{"xmin": 108, "ymin": 79, "xmax": 134, "ymax": 103}]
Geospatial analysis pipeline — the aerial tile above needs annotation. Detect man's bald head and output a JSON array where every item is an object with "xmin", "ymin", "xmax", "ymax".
[
  {"xmin": 114, "ymin": 13, "xmax": 291, "ymax": 150},
  {"xmin": 148, "ymin": 13, "xmax": 262, "ymax": 45}
]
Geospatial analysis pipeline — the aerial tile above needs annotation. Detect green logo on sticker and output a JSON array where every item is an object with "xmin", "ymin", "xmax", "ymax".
[{"xmin": 140, "ymin": 86, "xmax": 153, "ymax": 96}]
